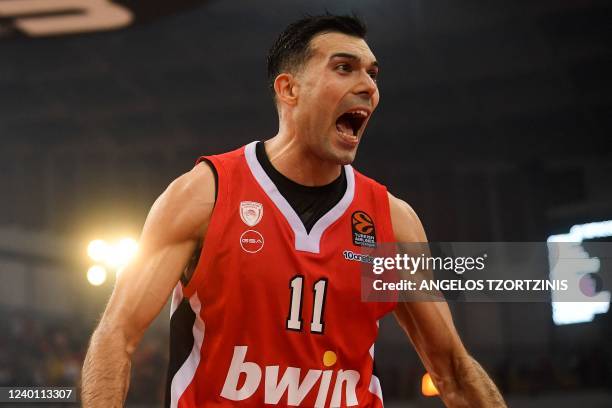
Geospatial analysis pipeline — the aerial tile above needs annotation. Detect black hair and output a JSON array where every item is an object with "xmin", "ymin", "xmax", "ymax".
[{"xmin": 266, "ymin": 14, "xmax": 368, "ymax": 97}]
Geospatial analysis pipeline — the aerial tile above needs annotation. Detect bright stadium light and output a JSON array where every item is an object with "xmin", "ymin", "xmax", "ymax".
[
  {"xmin": 117, "ymin": 237, "xmax": 138, "ymax": 265},
  {"xmin": 88, "ymin": 237, "xmax": 139, "ymax": 269},
  {"xmin": 87, "ymin": 239, "xmax": 109, "ymax": 262},
  {"xmin": 87, "ymin": 265, "xmax": 107, "ymax": 286},
  {"xmin": 105, "ymin": 237, "xmax": 138, "ymax": 268},
  {"xmin": 113, "ymin": 238, "xmax": 138, "ymax": 279},
  {"xmin": 548, "ymin": 220, "xmax": 612, "ymax": 325}
]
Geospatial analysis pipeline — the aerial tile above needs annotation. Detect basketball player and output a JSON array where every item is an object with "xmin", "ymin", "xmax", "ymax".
[{"xmin": 82, "ymin": 15, "xmax": 506, "ymax": 407}]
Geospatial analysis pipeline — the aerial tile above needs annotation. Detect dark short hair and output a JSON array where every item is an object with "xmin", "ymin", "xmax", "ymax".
[{"xmin": 266, "ymin": 14, "xmax": 368, "ymax": 97}]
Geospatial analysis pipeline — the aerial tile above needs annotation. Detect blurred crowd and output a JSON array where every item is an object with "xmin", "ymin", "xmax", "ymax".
[
  {"xmin": 0, "ymin": 307, "xmax": 610, "ymax": 404},
  {"xmin": 0, "ymin": 308, "xmax": 167, "ymax": 404}
]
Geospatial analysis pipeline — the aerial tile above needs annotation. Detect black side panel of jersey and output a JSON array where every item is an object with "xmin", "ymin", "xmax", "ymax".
[{"xmin": 164, "ymin": 298, "xmax": 196, "ymax": 407}]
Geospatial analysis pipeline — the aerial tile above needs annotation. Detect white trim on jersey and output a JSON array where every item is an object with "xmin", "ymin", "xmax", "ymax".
[
  {"xmin": 244, "ymin": 141, "xmax": 355, "ymax": 254},
  {"xmin": 169, "ymin": 292, "xmax": 205, "ymax": 408},
  {"xmin": 170, "ymin": 282, "xmax": 183, "ymax": 317},
  {"xmin": 369, "ymin": 322, "xmax": 385, "ymax": 405},
  {"xmin": 369, "ymin": 374, "xmax": 384, "ymax": 402}
]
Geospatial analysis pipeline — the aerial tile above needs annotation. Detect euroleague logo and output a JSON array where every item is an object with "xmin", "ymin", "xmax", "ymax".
[
  {"xmin": 240, "ymin": 230, "xmax": 264, "ymax": 253},
  {"xmin": 351, "ymin": 211, "xmax": 376, "ymax": 248}
]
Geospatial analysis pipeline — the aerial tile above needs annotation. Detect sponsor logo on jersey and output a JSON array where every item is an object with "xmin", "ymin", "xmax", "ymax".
[
  {"xmin": 240, "ymin": 230, "xmax": 264, "ymax": 253},
  {"xmin": 240, "ymin": 201, "xmax": 263, "ymax": 226},
  {"xmin": 221, "ymin": 346, "xmax": 360, "ymax": 406},
  {"xmin": 342, "ymin": 250, "xmax": 374, "ymax": 264},
  {"xmin": 351, "ymin": 211, "xmax": 376, "ymax": 248}
]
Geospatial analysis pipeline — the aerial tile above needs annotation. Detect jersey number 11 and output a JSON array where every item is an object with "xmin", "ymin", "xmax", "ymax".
[{"xmin": 286, "ymin": 275, "xmax": 328, "ymax": 334}]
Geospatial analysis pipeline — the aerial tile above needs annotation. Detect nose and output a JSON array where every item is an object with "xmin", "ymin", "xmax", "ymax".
[{"xmin": 354, "ymin": 70, "xmax": 378, "ymax": 100}]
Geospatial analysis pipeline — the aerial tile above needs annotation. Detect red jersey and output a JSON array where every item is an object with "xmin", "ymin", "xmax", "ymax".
[{"xmin": 166, "ymin": 142, "xmax": 397, "ymax": 407}]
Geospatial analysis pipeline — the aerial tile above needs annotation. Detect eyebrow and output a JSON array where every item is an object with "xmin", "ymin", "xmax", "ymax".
[{"xmin": 330, "ymin": 52, "xmax": 379, "ymax": 68}]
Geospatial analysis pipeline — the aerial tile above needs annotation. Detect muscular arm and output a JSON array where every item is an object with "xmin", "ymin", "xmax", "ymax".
[
  {"xmin": 388, "ymin": 193, "xmax": 506, "ymax": 408},
  {"xmin": 81, "ymin": 163, "xmax": 216, "ymax": 407}
]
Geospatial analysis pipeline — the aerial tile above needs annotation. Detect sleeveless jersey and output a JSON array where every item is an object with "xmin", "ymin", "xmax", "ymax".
[{"xmin": 166, "ymin": 141, "xmax": 397, "ymax": 407}]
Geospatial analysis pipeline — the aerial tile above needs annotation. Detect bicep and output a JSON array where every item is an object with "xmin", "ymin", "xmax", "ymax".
[{"xmin": 98, "ymin": 163, "xmax": 215, "ymax": 348}]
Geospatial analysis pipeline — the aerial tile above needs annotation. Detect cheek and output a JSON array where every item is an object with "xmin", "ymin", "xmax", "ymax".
[
  {"xmin": 317, "ymin": 75, "xmax": 343, "ymax": 98},
  {"xmin": 324, "ymin": 81, "xmax": 345, "ymax": 99},
  {"xmin": 310, "ymin": 86, "xmax": 336, "ymax": 115}
]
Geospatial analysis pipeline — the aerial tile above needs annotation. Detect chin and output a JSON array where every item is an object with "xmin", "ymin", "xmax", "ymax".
[
  {"xmin": 331, "ymin": 148, "xmax": 358, "ymax": 165},
  {"xmin": 316, "ymin": 135, "xmax": 359, "ymax": 165}
]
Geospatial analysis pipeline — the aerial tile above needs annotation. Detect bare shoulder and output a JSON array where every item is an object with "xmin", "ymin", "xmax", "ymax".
[
  {"xmin": 387, "ymin": 192, "xmax": 427, "ymax": 243},
  {"xmin": 145, "ymin": 161, "xmax": 216, "ymax": 244},
  {"xmin": 164, "ymin": 161, "xmax": 215, "ymax": 206}
]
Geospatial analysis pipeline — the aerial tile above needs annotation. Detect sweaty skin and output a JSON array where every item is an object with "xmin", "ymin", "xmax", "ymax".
[{"xmin": 81, "ymin": 31, "xmax": 506, "ymax": 407}]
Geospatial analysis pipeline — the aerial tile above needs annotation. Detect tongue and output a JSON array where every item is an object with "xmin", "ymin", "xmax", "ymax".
[{"xmin": 336, "ymin": 117, "xmax": 354, "ymax": 135}]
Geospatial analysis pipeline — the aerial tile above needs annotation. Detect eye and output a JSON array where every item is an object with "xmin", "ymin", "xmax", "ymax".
[
  {"xmin": 336, "ymin": 63, "xmax": 352, "ymax": 73},
  {"xmin": 368, "ymin": 71, "xmax": 378, "ymax": 82}
]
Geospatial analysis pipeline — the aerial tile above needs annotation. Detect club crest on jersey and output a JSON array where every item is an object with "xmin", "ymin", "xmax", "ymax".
[
  {"xmin": 240, "ymin": 201, "xmax": 263, "ymax": 227},
  {"xmin": 351, "ymin": 211, "xmax": 376, "ymax": 248}
]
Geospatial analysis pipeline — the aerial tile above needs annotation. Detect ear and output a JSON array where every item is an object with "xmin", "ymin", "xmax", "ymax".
[{"xmin": 273, "ymin": 73, "xmax": 299, "ymax": 106}]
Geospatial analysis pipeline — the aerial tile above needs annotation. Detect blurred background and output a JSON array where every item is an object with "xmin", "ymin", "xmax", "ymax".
[{"xmin": 1, "ymin": 0, "xmax": 611, "ymax": 406}]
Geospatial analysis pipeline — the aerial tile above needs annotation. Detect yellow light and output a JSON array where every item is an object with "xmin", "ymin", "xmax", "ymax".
[
  {"xmin": 87, "ymin": 239, "xmax": 109, "ymax": 262},
  {"xmin": 421, "ymin": 372, "xmax": 439, "ymax": 397},
  {"xmin": 87, "ymin": 265, "xmax": 107, "ymax": 286},
  {"xmin": 106, "ymin": 237, "xmax": 138, "ymax": 268},
  {"xmin": 117, "ymin": 238, "xmax": 138, "ymax": 264}
]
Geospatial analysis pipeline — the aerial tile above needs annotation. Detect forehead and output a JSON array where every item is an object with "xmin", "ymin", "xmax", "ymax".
[{"xmin": 308, "ymin": 32, "xmax": 376, "ymax": 63}]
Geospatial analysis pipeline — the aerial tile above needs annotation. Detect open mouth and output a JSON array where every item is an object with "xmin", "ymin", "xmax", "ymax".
[{"xmin": 335, "ymin": 109, "xmax": 370, "ymax": 138}]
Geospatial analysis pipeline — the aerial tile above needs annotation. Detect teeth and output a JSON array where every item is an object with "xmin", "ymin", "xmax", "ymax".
[{"xmin": 346, "ymin": 109, "xmax": 369, "ymax": 118}]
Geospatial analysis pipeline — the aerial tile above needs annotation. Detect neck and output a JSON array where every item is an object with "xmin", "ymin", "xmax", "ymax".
[{"xmin": 264, "ymin": 132, "xmax": 342, "ymax": 187}]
